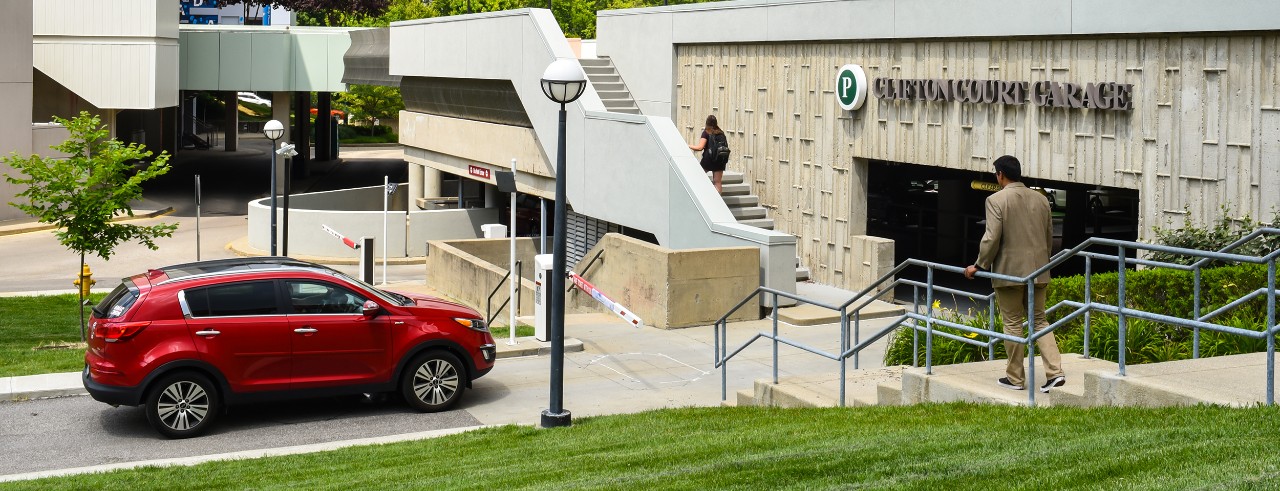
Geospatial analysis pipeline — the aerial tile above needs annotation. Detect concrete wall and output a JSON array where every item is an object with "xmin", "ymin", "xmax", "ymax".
[
  {"xmin": 594, "ymin": 0, "xmax": 1280, "ymax": 290},
  {"xmin": 425, "ymin": 234, "xmax": 759, "ymax": 329},
  {"xmin": 33, "ymin": 0, "xmax": 179, "ymax": 110},
  {"xmin": 247, "ymin": 184, "xmax": 500, "ymax": 258},
  {"xmin": 30, "ymin": 124, "xmax": 71, "ymax": 159},
  {"xmin": 597, "ymin": 0, "xmax": 1280, "ymax": 119},
  {"xmin": 675, "ymin": 36, "xmax": 1280, "ymax": 287},
  {"xmin": 0, "ymin": 0, "xmax": 33, "ymax": 222},
  {"xmin": 567, "ymin": 234, "xmax": 760, "ymax": 329},
  {"xmin": 425, "ymin": 238, "xmax": 539, "ymax": 324}
]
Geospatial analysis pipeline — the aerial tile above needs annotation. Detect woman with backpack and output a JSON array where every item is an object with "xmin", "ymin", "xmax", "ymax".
[{"xmin": 689, "ymin": 114, "xmax": 730, "ymax": 193}]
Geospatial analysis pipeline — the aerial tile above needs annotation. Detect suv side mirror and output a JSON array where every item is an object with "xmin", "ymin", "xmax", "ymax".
[{"xmin": 361, "ymin": 300, "xmax": 381, "ymax": 317}]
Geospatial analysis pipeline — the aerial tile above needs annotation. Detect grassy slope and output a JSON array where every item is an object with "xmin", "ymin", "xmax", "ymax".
[
  {"xmin": 0, "ymin": 293, "xmax": 103, "ymax": 377},
  {"xmin": 5, "ymin": 404, "xmax": 1280, "ymax": 490}
]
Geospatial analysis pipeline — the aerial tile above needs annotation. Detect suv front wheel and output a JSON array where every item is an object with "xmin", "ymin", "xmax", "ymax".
[
  {"xmin": 145, "ymin": 372, "xmax": 220, "ymax": 439},
  {"xmin": 402, "ymin": 351, "xmax": 465, "ymax": 412}
]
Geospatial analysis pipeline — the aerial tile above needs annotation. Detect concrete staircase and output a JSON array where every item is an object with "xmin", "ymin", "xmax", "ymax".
[
  {"xmin": 580, "ymin": 57, "xmax": 640, "ymax": 115},
  {"xmin": 732, "ymin": 351, "xmax": 1280, "ymax": 409},
  {"xmin": 721, "ymin": 171, "xmax": 811, "ymax": 281}
]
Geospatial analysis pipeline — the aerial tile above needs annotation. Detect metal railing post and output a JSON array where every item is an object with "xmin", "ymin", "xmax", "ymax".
[
  {"xmin": 925, "ymin": 267, "xmax": 935, "ymax": 375},
  {"xmin": 1117, "ymin": 245, "xmax": 1128, "ymax": 377},
  {"xmin": 1027, "ymin": 280, "xmax": 1037, "ymax": 407},
  {"xmin": 988, "ymin": 295, "xmax": 996, "ymax": 361},
  {"xmin": 1193, "ymin": 266, "xmax": 1202, "ymax": 359},
  {"xmin": 839, "ymin": 307, "xmax": 848, "ymax": 407},
  {"xmin": 718, "ymin": 319, "xmax": 726, "ymax": 402},
  {"xmin": 1083, "ymin": 256, "xmax": 1092, "ymax": 359},
  {"xmin": 912, "ymin": 285, "xmax": 920, "ymax": 367},
  {"xmin": 772, "ymin": 293, "xmax": 780, "ymax": 385},
  {"xmin": 1268, "ymin": 258, "xmax": 1276, "ymax": 405}
]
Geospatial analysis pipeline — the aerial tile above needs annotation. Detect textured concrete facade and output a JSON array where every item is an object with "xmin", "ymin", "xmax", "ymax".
[
  {"xmin": 0, "ymin": 0, "xmax": 33, "ymax": 222},
  {"xmin": 676, "ymin": 35, "xmax": 1280, "ymax": 288}
]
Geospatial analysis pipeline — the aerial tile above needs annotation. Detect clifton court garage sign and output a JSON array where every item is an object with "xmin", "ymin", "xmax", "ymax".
[{"xmin": 871, "ymin": 77, "xmax": 1134, "ymax": 111}]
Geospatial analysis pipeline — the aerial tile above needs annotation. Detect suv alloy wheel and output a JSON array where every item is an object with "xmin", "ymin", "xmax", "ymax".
[{"xmin": 146, "ymin": 372, "xmax": 220, "ymax": 439}]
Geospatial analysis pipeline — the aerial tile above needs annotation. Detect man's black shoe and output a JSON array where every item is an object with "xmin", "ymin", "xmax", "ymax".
[
  {"xmin": 997, "ymin": 377, "xmax": 1024, "ymax": 391},
  {"xmin": 1040, "ymin": 375, "xmax": 1066, "ymax": 393}
]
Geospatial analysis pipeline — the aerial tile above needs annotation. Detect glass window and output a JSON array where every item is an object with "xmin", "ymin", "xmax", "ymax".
[
  {"xmin": 185, "ymin": 281, "xmax": 279, "ymax": 317},
  {"xmin": 286, "ymin": 281, "xmax": 367, "ymax": 314},
  {"xmin": 93, "ymin": 282, "xmax": 139, "ymax": 319}
]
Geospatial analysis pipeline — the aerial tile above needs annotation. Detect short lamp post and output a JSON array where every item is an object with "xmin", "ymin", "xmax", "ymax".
[
  {"xmin": 539, "ymin": 59, "xmax": 587, "ymax": 429},
  {"xmin": 263, "ymin": 120, "xmax": 285, "ymax": 256}
]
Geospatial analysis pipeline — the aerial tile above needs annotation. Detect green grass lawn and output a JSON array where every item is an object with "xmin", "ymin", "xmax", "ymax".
[
  {"xmin": 5, "ymin": 404, "xmax": 1279, "ymax": 489},
  {"xmin": 0, "ymin": 293, "xmax": 103, "ymax": 377}
]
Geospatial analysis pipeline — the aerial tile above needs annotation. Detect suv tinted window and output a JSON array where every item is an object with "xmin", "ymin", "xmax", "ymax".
[
  {"xmin": 93, "ymin": 283, "xmax": 139, "ymax": 319},
  {"xmin": 185, "ymin": 281, "xmax": 279, "ymax": 317},
  {"xmin": 287, "ymin": 281, "xmax": 367, "ymax": 314}
]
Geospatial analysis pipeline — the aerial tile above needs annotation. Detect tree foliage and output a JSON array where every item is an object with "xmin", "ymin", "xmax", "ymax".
[
  {"xmin": 336, "ymin": 85, "xmax": 405, "ymax": 130},
  {"xmin": 3, "ymin": 112, "xmax": 177, "ymax": 261},
  {"xmin": 1150, "ymin": 208, "xmax": 1280, "ymax": 266}
]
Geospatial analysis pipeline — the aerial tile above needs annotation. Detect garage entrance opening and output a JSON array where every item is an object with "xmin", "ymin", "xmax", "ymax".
[{"xmin": 866, "ymin": 160, "xmax": 1139, "ymax": 305}]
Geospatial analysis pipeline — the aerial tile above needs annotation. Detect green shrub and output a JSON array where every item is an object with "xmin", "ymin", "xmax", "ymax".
[
  {"xmin": 882, "ymin": 304, "xmax": 1006, "ymax": 367},
  {"xmin": 1150, "ymin": 209, "xmax": 1279, "ymax": 266}
]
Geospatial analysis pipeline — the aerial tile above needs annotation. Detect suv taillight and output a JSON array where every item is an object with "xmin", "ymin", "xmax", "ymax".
[{"xmin": 97, "ymin": 321, "xmax": 151, "ymax": 343}]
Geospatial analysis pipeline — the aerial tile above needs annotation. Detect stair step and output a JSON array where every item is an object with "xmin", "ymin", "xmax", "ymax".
[
  {"xmin": 738, "ymin": 217, "xmax": 775, "ymax": 229},
  {"xmin": 731, "ymin": 206, "xmax": 766, "ymax": 220},
  {"xmin": 588, "ymin": 74, "xmax": 621, "ymax": 84},
  {"xmin": 721, "ymin": 171, "xmax": 745, "ymax": 184},
  {"xmin": 720, "ymin": 194, "xmax": 759, "ymax": 207},
  {"xmin": 578, "ymin": 57, "xmax": 612, "ymax": 67},
  {"xmin": 720, "ymin": 183, "xmax": 751, "ymax": 196},
  {"xmin": 796, "ymin": 267, "xmax": 811, "ymax": 281},
  {"xmin": 582, "ymin": 66, "xmax": 614, "ymax": 75},
  {"xmin": 591, "ymin": 82, "xmax": 626, "ymax": 93},
  {"xmin": 596, "ymin": 90, "xmax": 631, "ymax": 100}
]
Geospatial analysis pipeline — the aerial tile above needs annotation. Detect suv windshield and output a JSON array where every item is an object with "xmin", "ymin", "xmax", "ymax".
[{"xmin": 328, "ymin": 270, "xmax": 413, "ymax": 306}]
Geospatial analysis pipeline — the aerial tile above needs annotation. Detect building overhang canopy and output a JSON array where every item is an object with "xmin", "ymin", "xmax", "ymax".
[{"xmin": 179, "ymin": 25, "xmax": 353, "ymax": 93}]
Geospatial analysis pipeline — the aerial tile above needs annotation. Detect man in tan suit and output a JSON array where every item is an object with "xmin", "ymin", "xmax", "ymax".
[{"xmin": 964, "ymin": 155, "xmax": 1065, "ymax": 392}]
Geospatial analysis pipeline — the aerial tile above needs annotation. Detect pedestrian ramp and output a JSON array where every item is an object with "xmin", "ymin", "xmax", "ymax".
[{"xmin": 732, "ymin": 352, "xmax": 1280, "ymax": 409}]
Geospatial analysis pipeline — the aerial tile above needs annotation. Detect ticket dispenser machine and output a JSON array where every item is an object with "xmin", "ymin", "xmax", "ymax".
[{"xmin": 533, "ymin": 254, "xmax": 553, "ymax": 342}]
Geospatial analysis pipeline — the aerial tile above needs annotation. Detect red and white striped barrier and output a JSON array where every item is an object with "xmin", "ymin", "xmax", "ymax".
[
  {"xmin": 569, "ymin": 271, "xmax": 643, "ymax": 327},
  {"xmin": 322, "ymin": 224, "xmax": 361, "ymax": 250}
]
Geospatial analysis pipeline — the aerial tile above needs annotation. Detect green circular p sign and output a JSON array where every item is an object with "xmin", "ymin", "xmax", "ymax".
[{"xmin": 837, "ymin": 64, "xmax": 868, "ymax": 111}]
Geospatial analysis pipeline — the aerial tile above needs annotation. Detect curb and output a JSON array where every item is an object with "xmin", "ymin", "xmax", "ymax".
[{"xmin": 0, "ymin": 207, "xmax": 175, "ymax": 237}]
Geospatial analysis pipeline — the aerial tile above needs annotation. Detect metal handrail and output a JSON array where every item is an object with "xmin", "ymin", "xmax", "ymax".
[
  {"xmin": 485, "ymin": 260, "xmax": 522, "ymax": 326},
  {"xmin": 716, "ymin": 227, "xmax": 1280, "ymax": 407}
]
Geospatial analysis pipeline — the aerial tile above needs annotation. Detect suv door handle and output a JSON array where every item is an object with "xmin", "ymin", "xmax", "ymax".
[
  {"xmin": 294, "ymin": 327, "xmax": 318, "ymax": 334},
  {"xmin": 195, "ymin": 330, "xmax": 221, "ymax": 336}
]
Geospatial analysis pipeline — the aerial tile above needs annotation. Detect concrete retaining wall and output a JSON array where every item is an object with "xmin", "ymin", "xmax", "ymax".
[
  {"xmin": 425, "ymin": 233, "xmax": 760, "ymax": 329},
  {"xmin": 248, "ymin": 184, "xmax": 498, "ymax": 258}
]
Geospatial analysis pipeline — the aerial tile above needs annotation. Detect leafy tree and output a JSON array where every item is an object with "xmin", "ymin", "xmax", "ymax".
[
  {"xmin": 336, "ymin": 85, "xmax": 405, "ymax": 133},
  {"xmin": 3, "ymin": 112, "xmax": 177, "ymax": 340}
]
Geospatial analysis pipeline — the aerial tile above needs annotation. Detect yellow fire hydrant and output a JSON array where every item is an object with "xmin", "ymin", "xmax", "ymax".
[{"xmin": 73, "ymin": 264, "xmax": 95, "ymax": 297}]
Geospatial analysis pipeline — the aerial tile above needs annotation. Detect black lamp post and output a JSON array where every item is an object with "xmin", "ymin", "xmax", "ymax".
[
  {"xmin": 539, "ymin": 59, "xmax": 587, "ymax": 429},
  {"xmin": 263, "ymin": 119, "xmax": 284, "ymax": 256}
]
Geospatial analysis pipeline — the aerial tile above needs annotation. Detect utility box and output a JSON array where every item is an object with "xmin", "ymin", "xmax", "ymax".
[
  {"xmin": 533, "ymin": 254, "xmax": 553, "ymax": 342},
  {"xmin": 481, "ymin": 223, "xmax": 507, "ymax": 239}
]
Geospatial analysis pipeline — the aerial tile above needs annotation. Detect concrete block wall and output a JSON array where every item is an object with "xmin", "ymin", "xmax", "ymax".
[
  {"xmin": 568, "ymin": 234, "xmax": 760, "ymax": 329},
  {"xmin": 425, "ymin": 234, "xmax": 760, "ymax": 329},
  {"xmin": 424, "ymin": 238, "xmax": 539, "ymax": 321}
]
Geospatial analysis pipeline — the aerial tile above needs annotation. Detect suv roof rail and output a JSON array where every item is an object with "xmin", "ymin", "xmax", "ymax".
[{"xmin": 154, "ymin": 257, "xmax": 324, "ymax": 283}]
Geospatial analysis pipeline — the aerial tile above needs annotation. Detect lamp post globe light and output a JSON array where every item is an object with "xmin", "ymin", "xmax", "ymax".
[
  {"xmin": 263, "ymin": 119, "xmax": 284, "ymax": 256},
  {"xmin": 539, "ymin": 59, "xmax": 587, "ymax": 429}
]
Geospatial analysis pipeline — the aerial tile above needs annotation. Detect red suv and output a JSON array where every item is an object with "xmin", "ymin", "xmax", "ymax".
[{"xmin": 83, "ymin": 257, "xmax": 497, "ymax": 438}]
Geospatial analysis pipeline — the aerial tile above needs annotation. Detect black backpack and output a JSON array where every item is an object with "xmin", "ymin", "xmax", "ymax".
[{"xmin": 706, "ymin": 132, "xmax": 731, "ymax": 165}]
